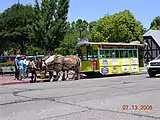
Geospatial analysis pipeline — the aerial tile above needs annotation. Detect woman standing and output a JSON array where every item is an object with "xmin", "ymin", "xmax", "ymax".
[{"xmin": 18, "ymin": 57, "xmax": 25, "ymax": 80}]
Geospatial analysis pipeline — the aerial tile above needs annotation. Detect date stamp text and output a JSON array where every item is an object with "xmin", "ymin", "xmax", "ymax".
[{"xmin": 122, "ymin": 105, "xmax": 152, "ymax": 111}]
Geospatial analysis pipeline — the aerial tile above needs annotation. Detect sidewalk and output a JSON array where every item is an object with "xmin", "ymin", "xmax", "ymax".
[
  {"xmin": 138, "ymin": 67, "xmax": 147, "ymax": 74},
  {"xmin": 0, "ymin": 76, "xmax": 30, "ymax": 85},
  {"xmin": 135, "ymin": 69, "xmax": 147, "ymax": 75}
]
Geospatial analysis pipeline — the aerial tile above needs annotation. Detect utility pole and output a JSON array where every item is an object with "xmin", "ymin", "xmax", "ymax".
[{"xmin": 18, "ymin": 0, "xmax": 20, "ymax": 4}]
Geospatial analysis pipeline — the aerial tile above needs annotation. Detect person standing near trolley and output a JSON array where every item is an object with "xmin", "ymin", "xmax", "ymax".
[
  {"xmin": 14, "ymin": 55, "xmax": 20, "ymax": 80},
  {"xmin": 18, "ymin": 56, "xmax": 25, "ymax": 80},
  {"xmin": 28, "ymin": 58, "xmax": 37, "ymax": 83},
  {"xmin": 24, "ymin": 56, "xmax": 29, "ymax": 78}
]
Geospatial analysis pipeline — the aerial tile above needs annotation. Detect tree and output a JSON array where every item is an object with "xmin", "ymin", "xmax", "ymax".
[
  {"xmin": 32, "ymin": 0, "xmax": 70, "ymax": 55},
  {"xmin": 0, "ymin": 4, "xmax": 35, "ymax": 55},
  {"xmin": 89, "ymin": 10, "xmax": 143, "ymax": 42},
  {"xmin": 74, "ymin": 19, "xmax": 89, "ymax": 38},
  {"xmin": 54, "ymin": 32, "xmax": 80, "ymax": 55},
  {"xmin": 150, "ymin": 16, "xmax": 160, "ymax": 30},
  {"xmin": 54, "ymin": 0, "xmax": 70, "ymax": 47},
  {"xmin": 89, "ymin": 21, "xmax": 97, "ymax": 33},
  {"xmin": 0, "ymin": 13, "xmax": 5, "ymax": 55},
  {"xmin": 54, "ymin": 19, "xmax": 92, "ymax": 55}
]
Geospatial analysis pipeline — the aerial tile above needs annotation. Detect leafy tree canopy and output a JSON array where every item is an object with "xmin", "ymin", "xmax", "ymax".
[
  {"xmin": 32, "ymin": 0, "xmax": 70, "ymax": 55},
  {"xmin": 0, "ymin": 3, "xmax": 34, "ymax": 54},
  {"xmin": 89, "ymin": 10, "xmax": 143, "ymax": 42},
  {"xmin": 150, "ymin": 16, "xmax": 160, "ymax": 30},
  {"xmin": 54, "ymin": 19, "xmax": 94, "ymax": 55}
]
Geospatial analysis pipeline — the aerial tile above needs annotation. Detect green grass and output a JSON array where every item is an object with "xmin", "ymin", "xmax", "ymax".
[
  {"xmin": 139, "ymin": 67, "xmax": 146, "ymax": 70},
  {"xmin": 0, "ymin": 62, "xmax": 14, "ymax": 67}
]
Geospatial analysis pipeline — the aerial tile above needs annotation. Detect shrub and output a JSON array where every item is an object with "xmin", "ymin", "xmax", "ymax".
[{"xmin": 0, "ymin": 62, "xmax": 14, "ymax": 67}]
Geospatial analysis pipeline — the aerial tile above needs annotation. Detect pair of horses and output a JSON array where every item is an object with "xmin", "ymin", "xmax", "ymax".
[{"xmin": 29, "ymin": 54, "xmax": 82, "ymax": 82}]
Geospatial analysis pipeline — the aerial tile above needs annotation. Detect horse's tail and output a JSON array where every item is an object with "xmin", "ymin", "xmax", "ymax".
[
  {"xmin": 79, "ymin": 58, "xmax": 82, "ymax": 72},
  {"xmin": 76, "ymin": 56, "xmax": 81, "ymax": 72}
]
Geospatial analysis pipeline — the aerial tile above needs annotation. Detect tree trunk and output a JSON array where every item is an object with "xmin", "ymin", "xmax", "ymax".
[
  {"xmin": 44, "ymin": 45, "xmax": 49, "ymax": 56},
  {"xmin": 79, "ymin": 30, "xmax": 82, "ymax": 39},
  {"xmin": 44, "ymin": 45, "xmax": 46, "ymax": 56},
  {"xmin": 20, "ymin": 40, "xmax": 25, "ymax": 55},
  {"xmin": 0, "ymin": 50, "xmax": 3, "ymax": 56}
]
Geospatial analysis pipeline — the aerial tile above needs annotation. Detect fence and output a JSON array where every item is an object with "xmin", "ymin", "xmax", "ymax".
[{"xmin": 0, "ymin": 66, "xmax": 15, "ymax": 74}]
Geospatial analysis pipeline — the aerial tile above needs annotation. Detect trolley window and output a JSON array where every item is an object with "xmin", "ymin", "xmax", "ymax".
[
  {"xmin": 129, "ymin": 50, "xmax": 133, "ymax": 57},
  {"xmin": 120, "ymin": 50, "xmax": 129, "ymax": 58},
  {"xmin": 115, "ymin": 50, "xmax": 119, "ymax": 58},
  {"xmin": 80, "ymin": 45, "xmax": 99, "ymax": 60},
  {"xmin": 133, "ymin": 50, "xmax": 137, "ymax": 57},
  {"xmin": 87, "ymin": 46, "xmax": 93, "ymax": 60},
  {"xmin": 100, "ymin": 50, "xmax": 110, "ymax": 58},
  {"xmin": 93, "ymin": 50, "xmax": 98, "ymax": 58},
  {"xmin": 110, "ymin": 50, "xmax": 116, "ymax": 58}
]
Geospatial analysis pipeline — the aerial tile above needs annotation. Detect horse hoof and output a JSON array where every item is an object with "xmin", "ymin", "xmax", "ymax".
[{"xmin": 75, "ymin": 77, "xmax": 79, "ymax": 80}]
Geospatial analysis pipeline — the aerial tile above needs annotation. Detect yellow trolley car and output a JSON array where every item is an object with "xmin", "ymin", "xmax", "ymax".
[{"xmin": 77, "ymin": 39, "xmax": 141, "ymax": 76}]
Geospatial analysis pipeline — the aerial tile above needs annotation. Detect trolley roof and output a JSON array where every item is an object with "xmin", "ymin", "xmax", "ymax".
[{"xmin": 77, "ymin": 41, "xmax": 142, "ymax": 47}]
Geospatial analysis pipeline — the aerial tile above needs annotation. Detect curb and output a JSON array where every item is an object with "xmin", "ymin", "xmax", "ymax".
[
  {"xmin": 131, "ymin": 71, "xmax": 147, "ymax": 75},
  {"xmin": 0, "ymin": 81, "xmax": 30, "ymax": 86}
]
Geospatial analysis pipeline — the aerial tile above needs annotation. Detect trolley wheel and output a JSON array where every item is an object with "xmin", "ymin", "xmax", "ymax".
[
  {"xmin": 75, "ymin": 74, "xmax": 80, "ymax": 80},
  {"xmin": 148, "ymin": 71, "xmax": 156, "ymax": 77}
]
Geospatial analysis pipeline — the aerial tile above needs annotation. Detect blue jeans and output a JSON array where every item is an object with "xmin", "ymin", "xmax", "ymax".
[{"xmin": 19, "ymin": 69, "xmax": 25, "ymax": 80}]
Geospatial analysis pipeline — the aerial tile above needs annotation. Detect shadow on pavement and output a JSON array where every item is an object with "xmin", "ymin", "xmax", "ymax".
[
  {"xmin": 146, "ymin": 75, "xmax": 160, "ymax": 79},
  {"xmin": 83, "ymin": 73, "xmax": 132, "ymax": 79}
]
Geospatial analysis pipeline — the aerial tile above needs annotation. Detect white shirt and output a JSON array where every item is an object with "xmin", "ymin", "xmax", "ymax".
[{"xmin": 24, "ymin": 59, "xmax": 30, "ymax": 66}]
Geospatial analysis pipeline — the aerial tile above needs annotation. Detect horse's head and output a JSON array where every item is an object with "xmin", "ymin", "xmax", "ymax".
[
  {"xmin": 42, "ymin": 55, "xmax": 56, "ymax": 67},
  {"xmin": 42, "ymin": 54, "xmax": 62, "ymax": 68}
]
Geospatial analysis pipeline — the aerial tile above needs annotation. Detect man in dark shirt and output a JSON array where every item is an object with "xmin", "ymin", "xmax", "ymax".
[{"xmin": 14, "ymin": 55, "xmax": 20, "ymax": 80}]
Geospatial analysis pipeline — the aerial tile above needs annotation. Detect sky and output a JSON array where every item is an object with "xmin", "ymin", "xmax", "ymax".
[{"xmin": 0, "ymin": 0, "xmax": 160, "ymax": 29}]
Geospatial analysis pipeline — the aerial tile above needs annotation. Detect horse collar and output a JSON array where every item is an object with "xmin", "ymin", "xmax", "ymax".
[{"xmin": 44, "ymin": 61, "xmax": 48, "ymax": 67}]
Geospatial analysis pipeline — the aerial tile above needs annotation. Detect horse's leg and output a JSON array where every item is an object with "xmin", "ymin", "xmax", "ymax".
[
  {"xmin": 66, "ymin": 70, "xmax": 69, "ymax": 81},
  {"xmin": 75, "ymin": 68, "xmax": 80, "ymax": 80},
  {"xmin": 62, "ymin": 70, "xmax": 65, "ymax": 81},
  {"xmin": 58, "ymin": 71, "xmax": 62, "ymax": 81},
  {"xmin": 58, "ymin": 71, "xmax": 63, "ymax": 81},
  {"xmin": 52, "ymin": 71, "xmax": 56, "ymax": 82},
  {"xmin": 33, "ymin": 69, "xmax": 37, "ymax": 83},
  {"xmin": 75, "ymin": 66, "xmax": 80, "ymax": 80},
  {"xmin": 72, "ymin": 70, "xmax": 76, "ymax": 80},
  {"xmin": 49, "ymin": 71, "xmax": 54, "ymax": 82},
  {"xmin": 49, "ymin": 71, "xmax": 52, "ymax": 79},
  {"xmin": 75, "ymin": 72, "xmax": 80, "ymax": 80},
  {"xmin": 30, "ymin": 69, "xmax": 34, "ymax": 83},
  {"xmin": 55, "ymin": 71, "xmax": 59, "ymax": 81}
]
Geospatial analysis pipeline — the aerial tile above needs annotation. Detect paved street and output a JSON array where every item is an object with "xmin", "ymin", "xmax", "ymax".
[{"xmin": 1, "ymin": 74, "xmax": 160, "ymax": 120}]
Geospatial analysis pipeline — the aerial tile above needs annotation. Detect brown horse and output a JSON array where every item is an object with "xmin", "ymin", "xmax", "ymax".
[
  {"xmin": 42, "ymin": 54, "xmax": 81, "ymax": 81},
  {"xmin": 62, "ymin": 55, "xmax": 81, "ymax": 80},
  {"xmin": 42, "ymin": 54, "xmax": 64, "ymax": 81},
  {"xmin": 35, "ymin": 56, "xmax": 56, "ymax": 81}
]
